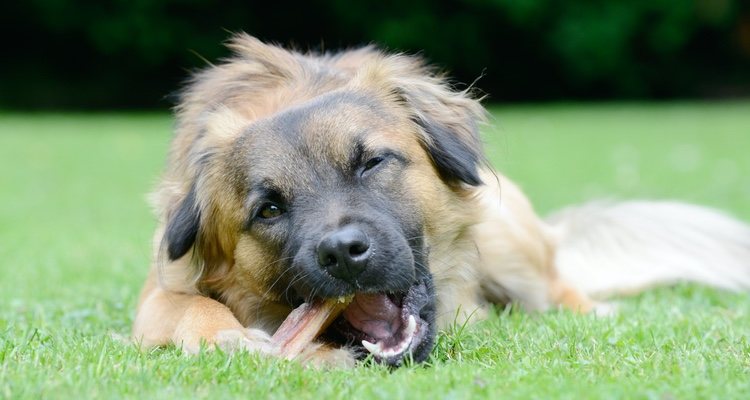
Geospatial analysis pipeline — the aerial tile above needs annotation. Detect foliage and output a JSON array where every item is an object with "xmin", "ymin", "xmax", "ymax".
[{"xmin": 2, "ymin": 1, "xmax": 749, "ymax": 108}]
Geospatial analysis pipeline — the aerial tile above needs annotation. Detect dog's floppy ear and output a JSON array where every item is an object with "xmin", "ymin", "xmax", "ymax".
[
  {"xmin": 383, "ymin": 57, "xmax": 487, "ymax": 187},
  {"xmin": 164, "ymin": 184, "xmax": 201, "ymax": 261},
  {"xmin": 411, "ymin": 111, "xmax": 483, "ymax": 186}
]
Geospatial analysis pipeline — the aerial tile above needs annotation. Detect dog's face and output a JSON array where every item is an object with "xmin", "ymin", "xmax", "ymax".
[
  {"xmin": 233, "ymin": 92, "xmax": 437, "ymax": 364},
  {"xmin": 160, "ymin": 38, "xmax": 485, "ymax": 366},
  {"xmin": 235, "ymin": 92, "xmax": 425, "ymax": 298}
]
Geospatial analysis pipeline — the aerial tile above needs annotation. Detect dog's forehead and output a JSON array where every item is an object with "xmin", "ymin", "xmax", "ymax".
[
  {"xmin": 235, "ymin": 91, "xmax": 400, "ymax": 191},
  {"xmin": 276, "ymin": 91, "xmax": 391, "ymax": 148}
]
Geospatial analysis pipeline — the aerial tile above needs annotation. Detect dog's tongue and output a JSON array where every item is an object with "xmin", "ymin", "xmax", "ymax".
[{"xmin": 341, "ymin": 293, "xmax": 402, "ymax": 340}]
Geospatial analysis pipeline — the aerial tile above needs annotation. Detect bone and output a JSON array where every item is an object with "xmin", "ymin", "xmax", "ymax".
[{"xmin": 272, "ymin": 296, "xmax": 353, "ymax": 359}]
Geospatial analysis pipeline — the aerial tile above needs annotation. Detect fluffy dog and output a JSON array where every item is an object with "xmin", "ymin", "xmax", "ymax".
[{"xmin": 133, "ymin": 34, "xmax": 750, "ymax": 367}]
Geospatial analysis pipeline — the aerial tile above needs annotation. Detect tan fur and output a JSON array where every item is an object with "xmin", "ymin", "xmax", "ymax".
[{"xmin": 133, "ymin": 34, "xmax": 596, "ymax": 366}]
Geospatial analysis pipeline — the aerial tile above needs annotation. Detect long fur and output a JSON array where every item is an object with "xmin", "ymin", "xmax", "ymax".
[{"xmin": 549, "ymin": 201, "xmax": 750, "ymax": 298}]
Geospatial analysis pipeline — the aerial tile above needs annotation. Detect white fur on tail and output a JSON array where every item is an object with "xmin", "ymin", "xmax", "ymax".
[{"xmin": 548, "ymin": 201, "xmax": 750, "ymax": 299}]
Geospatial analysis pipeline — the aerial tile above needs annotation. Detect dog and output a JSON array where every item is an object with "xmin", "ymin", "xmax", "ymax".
[{"xmin": 133, "ymin": 34, "xmax": 750, "ymax": 367}]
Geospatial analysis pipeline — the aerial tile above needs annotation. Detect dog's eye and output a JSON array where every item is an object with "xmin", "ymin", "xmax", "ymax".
[
  {"xmin": 258, "ymin": 203, "xmax": 285, "ymax": 219},
  {"xmin": 362, "ymin": 156, "xmax": 385, "ymax": 174}
]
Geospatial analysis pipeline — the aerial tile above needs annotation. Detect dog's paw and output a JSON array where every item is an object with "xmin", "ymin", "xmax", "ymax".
[
  {"xmin": 179, "ymin": 328, "xmax": 274, "ymax": 355},
  {"xmin": 178, "ymin": 328, "xmax": 354, "ymax": 367},
  {"xmin": 296, "ymin": 343, "xmax": 357, "ymax": 369},
  {"xmin": 213, "ymin": 328, "xmax": 275, "ymax": 354}
]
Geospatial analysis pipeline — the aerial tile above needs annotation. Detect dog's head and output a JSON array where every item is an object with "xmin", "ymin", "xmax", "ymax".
[{"xmin": 157, "ymin": 35, "xmax": 486, "ymax": 366}]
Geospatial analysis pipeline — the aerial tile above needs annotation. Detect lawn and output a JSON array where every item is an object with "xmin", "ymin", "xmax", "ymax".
[{"xmin": 1, "ymin": 101, "xmax": 749, "ymax": 399}]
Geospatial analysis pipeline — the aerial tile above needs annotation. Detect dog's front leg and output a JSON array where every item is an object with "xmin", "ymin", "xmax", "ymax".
[
  {"xmin": 132, "ymin": 271, "xmax": 357, "ymax": 367},
  {"xmin": 132, "ymin": 271, "xmax": 273, "ymax": 355}
]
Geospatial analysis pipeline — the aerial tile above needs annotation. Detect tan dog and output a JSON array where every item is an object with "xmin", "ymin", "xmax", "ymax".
[{"xmin": 133, "ymin": 34, "xmax": 750, "ymax": 367}]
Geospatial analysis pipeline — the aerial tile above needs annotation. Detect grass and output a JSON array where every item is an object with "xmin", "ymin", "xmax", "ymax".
[{"xmin": 1, "ymin": 101, "xmax": 750, "ymax": 399}]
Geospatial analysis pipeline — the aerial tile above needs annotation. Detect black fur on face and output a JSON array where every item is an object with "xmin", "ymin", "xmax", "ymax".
[
  {"xmin": 284, "ymin": 187, "xmax": 422, "ymax": 299},
  {"xmin": 240, "ymin": 122, "xmax": 429, "ymax": 301},
  {"xmin": 235, "ymin": 92, "xmax": 438, "ymax": 363}
]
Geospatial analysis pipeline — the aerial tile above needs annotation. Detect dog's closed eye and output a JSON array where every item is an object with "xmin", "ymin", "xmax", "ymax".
[
  {"xmin": 361, "ymin": 156, "xmax": 385, "ymax": 176},
  {"xmin": 359, "ymin": 152, "xmax": 407, "ymax": 179},
  {"xmin": 364, "ymin": 156, "xmax": 384, "ymax": 171}
]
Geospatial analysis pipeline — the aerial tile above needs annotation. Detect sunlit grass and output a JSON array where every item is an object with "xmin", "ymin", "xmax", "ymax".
[{"xmin": 1, "ymin": 102, "xmax": 749, "ymax": 399}]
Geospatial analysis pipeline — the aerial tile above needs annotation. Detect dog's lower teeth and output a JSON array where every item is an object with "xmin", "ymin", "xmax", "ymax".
[
  {"xmin": 405, "ymin": 315, "xmax": 417, "ymax": 338},
  {"xmin": 361, "ymin": 315, "xmax": 418, "ymax": 359}
]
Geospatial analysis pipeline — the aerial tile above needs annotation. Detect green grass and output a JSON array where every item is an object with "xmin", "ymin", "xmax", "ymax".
[{"xmin": 2, "ymin": 102, "xmax": 750, "ymax": 399}]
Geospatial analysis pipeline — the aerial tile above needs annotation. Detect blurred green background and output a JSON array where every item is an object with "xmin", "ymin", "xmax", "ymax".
[{"xmin": 3, "ymin": 0, "xmax": 750, "ymax": 109}]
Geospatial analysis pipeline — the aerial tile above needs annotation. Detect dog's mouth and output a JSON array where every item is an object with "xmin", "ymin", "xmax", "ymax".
[{"xmin": 323, "ymin": 280, "xmax": 432, "ymax": 365}]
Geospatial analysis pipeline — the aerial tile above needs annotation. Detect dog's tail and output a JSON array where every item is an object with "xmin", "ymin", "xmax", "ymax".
[{"xmin": 547, "ymin": 201, "xmax": 750, "ymax": 299}]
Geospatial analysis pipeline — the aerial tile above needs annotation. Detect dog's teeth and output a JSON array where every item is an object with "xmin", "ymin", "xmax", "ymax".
[
  {"xmin": 362, "ymin": 340, "xmax": 381, "ymax": 355},
  {"xmin": 381, "ymin": 348, "xmax": 396, "ymax": 358},
  {"xmin": 405, "ymin": 315, "xmax": 417, "ymax": 339},
  {"xmin": 361, "ymin": 317, "xmax": 419, "ymax": 359}
]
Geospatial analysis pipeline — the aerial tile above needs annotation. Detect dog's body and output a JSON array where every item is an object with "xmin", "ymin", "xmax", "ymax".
[{"xmin": 133, "ymin": 35, "xmax": 750, "ymax": 366}]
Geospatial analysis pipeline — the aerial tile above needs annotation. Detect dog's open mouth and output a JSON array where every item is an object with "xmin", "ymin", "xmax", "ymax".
[
  {"xmin": 273, "ymin": 280, "xmax": 432, "ymax": 366},
  {"xmin": 325, "ymin": 281, "xmax": 431, "ymax": 365}
]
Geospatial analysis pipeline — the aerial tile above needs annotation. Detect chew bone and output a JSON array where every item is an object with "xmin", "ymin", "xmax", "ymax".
[{"xmin": 272, "ymin": 296, "xmax": 353, "ymax": 359}]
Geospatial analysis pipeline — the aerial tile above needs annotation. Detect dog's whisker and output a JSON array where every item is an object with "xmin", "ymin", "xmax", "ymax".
[{"xmin": 260, "ymin": 256, "xmax": 298, "ymax": 299}]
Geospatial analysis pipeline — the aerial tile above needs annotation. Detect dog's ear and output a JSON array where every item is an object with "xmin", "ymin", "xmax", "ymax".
[
  {"xmin": 411, "ymin": 112, "xmax": 483, "ymax": 186},
  {"xmin": 379, "ymin": 56, "xmax": 487, "ymax": 187},
  {"xmin": 164, "ymin": 184, "xmax": 201, "ymax": 261}
]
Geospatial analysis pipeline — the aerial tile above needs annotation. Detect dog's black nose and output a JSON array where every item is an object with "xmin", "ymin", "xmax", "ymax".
[{"xmin": 317, "ymin": 226, "xmax": 371, "ymax": 283}]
